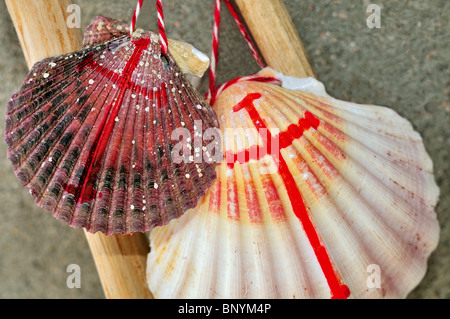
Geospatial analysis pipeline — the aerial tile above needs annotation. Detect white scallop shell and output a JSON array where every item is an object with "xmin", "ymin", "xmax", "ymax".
[{"xmin": 146, "ymin": 68, "xmax": 440, "ymax": 298}]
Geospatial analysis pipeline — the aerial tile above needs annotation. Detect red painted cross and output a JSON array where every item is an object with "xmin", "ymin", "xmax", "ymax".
[
  {"xmin": 231, "ymin": 92, "xmax": 350, "ymax": 299},
  {"xmin": 69, "ymin": 38, "xmax": 154, "ymax": 204}
]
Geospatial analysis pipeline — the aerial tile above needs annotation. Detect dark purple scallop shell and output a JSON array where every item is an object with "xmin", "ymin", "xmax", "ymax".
[{"xmin": 5, "ymin": 16, "xmax": 219, "ymax": 235}]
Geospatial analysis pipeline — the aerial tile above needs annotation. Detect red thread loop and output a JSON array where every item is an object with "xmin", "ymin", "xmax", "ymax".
[{"xmin": 207, "ymin": 0, "xmax": 266, "ymax": 106}]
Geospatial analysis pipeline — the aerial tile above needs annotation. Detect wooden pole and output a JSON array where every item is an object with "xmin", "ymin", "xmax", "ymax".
[
  {"xmin": 5, "ymin": 0, "xmax": 83, "ymax": 69},
  {"xmin": 234, "ymin": 0, "xmax": 316, "ymax": 79},
  {"xmin": 6, "ymin": 0, "xmax": 152, "ymax": 299},
  {"xmin": 84, "ymin": 231, "xmax": 152, "ymax": 299}
]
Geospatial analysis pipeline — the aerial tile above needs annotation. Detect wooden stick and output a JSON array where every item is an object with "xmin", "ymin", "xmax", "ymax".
[
  {"xmin": 234, "ymin": 0, "xmax": 316, "ymax": 79},
  {"xmin": 5, "ymin": 0, "xmax": 83, "ymax": 69},
  {"xmin": 6, "ymin": 0, "xmax": 152, "ymax": 299},
  {"xmin": 84, "ymin": 231, "xmax": 152, "ymax": 299}
]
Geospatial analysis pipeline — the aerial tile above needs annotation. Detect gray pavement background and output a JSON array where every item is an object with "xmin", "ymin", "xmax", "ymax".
[{"xmin": 0, "ymin": 0, "xmax": 448, "ymax": 298}]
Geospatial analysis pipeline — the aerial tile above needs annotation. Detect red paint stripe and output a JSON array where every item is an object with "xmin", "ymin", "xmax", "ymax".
[
  {"xmin": 155, "ymin": 88, "xmax": 161, "ymax": 109},
  {"xmin": 212, "ymin": 76, "xmax": 279, "ymax": 105},
  {"xmin": 70, "ymin": 38, "xmax": 151, "ymax": 204},
  {"xmin": 233, "ymin": 93, "xmax": 349, "ymax": 299}
]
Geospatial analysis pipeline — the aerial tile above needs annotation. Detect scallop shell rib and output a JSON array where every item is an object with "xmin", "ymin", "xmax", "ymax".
[
  {"xmin": 5, "ymin": 19, "xmax": 219, "ymax": 235},
  {"xmin": 147, "ymin": 68, "xmax": 440, "ymax": 298}
]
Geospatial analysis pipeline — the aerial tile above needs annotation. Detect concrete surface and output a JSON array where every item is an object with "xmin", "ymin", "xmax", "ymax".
[{"xmin": 0, "ymin": 0, "xmax": 448, "ymax": 298}]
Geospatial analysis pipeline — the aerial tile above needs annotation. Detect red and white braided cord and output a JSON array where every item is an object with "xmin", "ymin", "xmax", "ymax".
[
  {"xmin": 130, "ymin": 0, "xmax": 144, "ymax": 36},
  {"xmin": 223, "ymin": 0, "xmax": 265, "ymax": 68},
  {"xmin": 156, "ymin": 0, "xmax": 169, "ymax": 55},
  {"xmin": 207, "ymin": 0, "xmax": 222, "ymax": 104},
  {"xmin": 130, "ymin": 0, "xmax": 168, "ymax": 55},
  {"xmin": 207, "ymin": 0, "xmax": 267, "ymax": 106}
]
